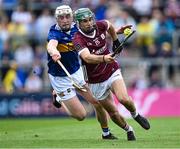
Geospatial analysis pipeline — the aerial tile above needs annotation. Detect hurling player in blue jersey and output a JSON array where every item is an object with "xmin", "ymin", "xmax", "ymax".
[{"xmin": 47, "ymin": 5, "xmax": 119, "ymax": 139}]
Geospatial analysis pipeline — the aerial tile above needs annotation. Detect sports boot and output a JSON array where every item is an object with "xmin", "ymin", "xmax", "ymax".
[
  {"xmin": 134, "ymin": 114, "xmax": 150, "ymax": 130},
  {"xmin": 52, "ymin": 91, "xmax": 61, "ymax": 108},
  {"xmin": 102, "ymin": 133, "xmax": 118, "ymax": 140},
  {"xmin": 127, "ymin": 131, "xmax": 136, "ymax": 141}
]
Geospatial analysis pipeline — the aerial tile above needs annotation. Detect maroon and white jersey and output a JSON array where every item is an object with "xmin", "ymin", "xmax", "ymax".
[{"xmin": 73, "ymin": 20, "xmax": 119, "ymax": 83}]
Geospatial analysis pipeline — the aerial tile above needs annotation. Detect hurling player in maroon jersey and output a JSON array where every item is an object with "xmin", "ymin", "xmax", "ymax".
[{"xmin": 73, "ymin": 8, "xmax": 150, "ymax": 140}]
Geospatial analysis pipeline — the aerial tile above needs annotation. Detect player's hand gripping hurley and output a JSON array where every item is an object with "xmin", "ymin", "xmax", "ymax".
[
  {"xmin": 57, "ymin": 60, "xmax": 87, "ymax": 92},
  {"xmin": 112, "ymin": 30, "xmax": 136, "ymax": 57}
]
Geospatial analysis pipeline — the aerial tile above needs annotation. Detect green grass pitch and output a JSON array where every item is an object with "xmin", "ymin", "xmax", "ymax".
[{"xmin": 0, "ymin": 117, "xmax": 180, "ymax": 148}]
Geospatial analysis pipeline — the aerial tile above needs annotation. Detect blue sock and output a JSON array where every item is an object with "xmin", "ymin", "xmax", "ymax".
[{"xmin": 102, "ymin": 127, "xmax": 110, "ymax": 136}]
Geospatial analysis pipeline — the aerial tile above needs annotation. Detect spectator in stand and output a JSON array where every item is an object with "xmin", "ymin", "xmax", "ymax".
[
  {"xmin": 0, "ymin": 15, "xmax": 10, "ymax": 47},
  {"xmin": 145, "ymin": 43, "xmax": 159, "ymax": 58},
  {"xmin": 150, "ymin": 8, "xmax": 175, "ymax": 45},
  {"xmin": 121, "ymin": 0, "xmax": 139, "ymax": 22},
  {"xmin": 164, "ymin": 0, "xmax": 180, "ymax": 29},
  {"xmin": 133, "ymin": 0, "xmax": 152, "ymax": 17},
  {"xmin": 115, "ymin": 8, "xmax": 137, "ymax": 30},
  {"xmin": 148, "ymin": 69, "xmax": 165, "ymax": 88},
  {"xmin": 14, "ymin": 42, "xmax": 34, "ymax": 67},
  {"xmin": 32, "ymin": 58, "xmax": 44, "ymax": 78},
  {"xmin": 1, "ymin": 41, "xmax": 13, "ymax": 84},
  {"xmin": 160, "ymin": 42, "xmax": 176, "ymax": 81},
  {"xmin": 136, "ymin": 16, "xmax": 154, "ymax": 56},
  {"xmin": 35, "ymin": 7, "xmax": 55, "ymax": 43},
  {"xmin": 145, "ymin": 43, "xmax": 161, "ymax": 85},
  {"xmin": 11, "ymin": 4, "xmax": 32, "ymax": 25},
  {"xmin": 2, "ymin": 61, "xmax": 24, "ymax": 93},
  {"xmin": 94, "ymin": 0, "xmax": 107, "ymax": 20},
  {"xmin": 24, "ymin": 70, "xmax": 43, "ymax": 93},
  {"xmin": 165, "ymin": 0, "xmax": 180, "ymax": 20}
]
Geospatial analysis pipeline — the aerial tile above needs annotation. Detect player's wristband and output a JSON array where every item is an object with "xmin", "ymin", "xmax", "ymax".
[
  {"xmin": 112, "ymin": 39, "xmax": 121, "ymax": 52},
  {"xmin": 103, "ymin": 55, "xmax": 106, "ymax": 63}
]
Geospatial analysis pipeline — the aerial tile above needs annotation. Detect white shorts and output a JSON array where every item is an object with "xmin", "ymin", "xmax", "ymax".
[
  {"xmin": 49, "ymin": 67, "xmax": 86, "ymax": 101},
  {"xmin": 89, "ymin": 69, "xmax": 123, "ymax": 100}
]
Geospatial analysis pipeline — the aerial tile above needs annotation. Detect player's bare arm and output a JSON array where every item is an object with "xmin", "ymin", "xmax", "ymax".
[
  {"xmin": 80, "ymin": 48, "xmax": 114, "ymax": 64},
  {"xmin": 106, "ymin": 20, "xmax": 118, "ymax": 41},
  {"xmin": 105, "ymin": 21, "xmax": 122, "ymax": 53},
  {"xmin": 47, "ymin": 39, "xmax": 61, "ymax": 62}
]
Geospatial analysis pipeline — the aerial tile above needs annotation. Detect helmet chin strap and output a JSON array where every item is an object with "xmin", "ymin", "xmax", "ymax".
[
  {"xmin": 56, "ymin": 23, "xmax": 71, "ymax": 32},
  {"xmin": 79, "ymin": 25, "xmax": 96, "ymax": 35},
  {"xmin": 61, "ymin": 28, "xmax": 71, "ymax": 32},
  {"xmin": 83, "ymin": 28, "xmax": 95, "ymax": 34},
  {"xmin": 58, "ymin": 23, "xmax": 71, "ymax": 32}
]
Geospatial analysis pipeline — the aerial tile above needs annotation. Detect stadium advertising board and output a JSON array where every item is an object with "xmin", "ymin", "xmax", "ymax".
[
  {"xmin": 114, "ymin": 89, "xmax": 180, "ymax": 117},
  {"xmin": 0, "ymin": 93, "xmax": 94, "ymax": 118},
  {"xmin": 0, "ymin": 89, "xmax": 180, "ymax": 118}
]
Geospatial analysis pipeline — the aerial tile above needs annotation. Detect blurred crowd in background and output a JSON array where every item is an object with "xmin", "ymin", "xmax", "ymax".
[{"xmin": 0, "ymin": 0, "xmax": 180, "ymax": 94}]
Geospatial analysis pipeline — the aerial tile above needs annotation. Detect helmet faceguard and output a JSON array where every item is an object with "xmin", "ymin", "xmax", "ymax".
[
  {"xmin": 55, "ymin": 5, "xmax": 73, "ymax": 19},
  {"xmin": 74, "ymin": 8, "xmax": 96, "ymax": 34},
  {"xmin": 55, "ymin": 5, "xmax": 73, "ymax": 32}
]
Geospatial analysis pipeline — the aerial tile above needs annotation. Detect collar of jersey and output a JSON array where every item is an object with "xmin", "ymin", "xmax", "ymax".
[{"xmin": 79, "ymin": 29, "xmax": 96, "ymax": 38}]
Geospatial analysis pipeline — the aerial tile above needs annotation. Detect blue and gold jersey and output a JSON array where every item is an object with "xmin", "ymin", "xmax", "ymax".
[{"xmin": 47, "ymin": 23, "xmax": 80, "ymax": 77}]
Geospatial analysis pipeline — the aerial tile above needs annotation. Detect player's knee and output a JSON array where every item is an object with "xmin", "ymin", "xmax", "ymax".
[
  {"xmin": 89, "ymin": 99, "xmax": 100, "ymax": 106},
  {"xmin": 75, "ymin": 112, "xmax": 86, "ymax": 121},
  {"xmin": 93, "ymin": 102, "xmax": 102, "ymax": 109},
  {"xmin": 109, "ymin": 111, "xmax": 119, "ymax": 118},
  {"xmin": 76, "ymin": 116, "xmax": 85, "ymax": 121},
  {"xmin": 118, "ymin": 94, "xmax": 130, "ymax": 104}
]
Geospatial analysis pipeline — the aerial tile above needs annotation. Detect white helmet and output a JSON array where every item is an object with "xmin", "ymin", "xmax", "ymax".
[{"xmin": 55, "ymin": 5, "xmax": 72, "ymax": 18}]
